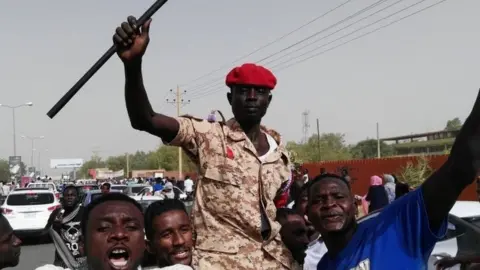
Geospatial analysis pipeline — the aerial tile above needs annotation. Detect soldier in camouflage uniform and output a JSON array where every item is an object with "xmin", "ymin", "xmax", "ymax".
[{"xmin": 113, "ymin": 16, "xmax": 297, "ymax": 270}]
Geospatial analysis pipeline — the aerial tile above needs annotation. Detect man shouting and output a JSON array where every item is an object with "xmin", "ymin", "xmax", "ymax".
[{"xmin": 113, "ymin": 16, "xmax": 295, "ymax": 269}]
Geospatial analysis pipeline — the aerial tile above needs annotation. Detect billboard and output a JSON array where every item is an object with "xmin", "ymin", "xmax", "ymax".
[
  {"xmin": 50, "ymin": 159, "xmax": 84, "ymax": 169},
  {"xmin": 96, "ymin": 169, "xmax": 124, "ymax": 180},
  {"xmin": 8, "ymin": 156, "xmax": 22, "ymax": 178}
]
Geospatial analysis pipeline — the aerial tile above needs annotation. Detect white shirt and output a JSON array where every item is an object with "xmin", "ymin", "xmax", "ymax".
[
  {"xmin": 259, "ymin": 133, "xmax": 278, "ymax": 233},
  {"xmin": 303, "ymin": 239, "xmax": 328, "ymax": 270},
  {"xmin": 184, "ymin": 178, "xmax": 194, "ymax": 192}
]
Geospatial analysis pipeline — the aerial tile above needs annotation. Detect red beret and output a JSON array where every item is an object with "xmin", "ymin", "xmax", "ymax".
[{"xmin": 225, "ymin": 63, "xmax": 277, "ymax": 90}]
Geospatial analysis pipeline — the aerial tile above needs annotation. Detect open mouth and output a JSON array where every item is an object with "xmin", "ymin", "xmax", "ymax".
[
  {"xmin": 322, "ymin": 214, "xmax": 342, "ymax": 222},
  {"xmin": 108, "ymin": 247, "xmax": 130, "ymax": 269},
  {"xmin": 171, "ymin": 248, "xmax": 191, "ymax": 261}
]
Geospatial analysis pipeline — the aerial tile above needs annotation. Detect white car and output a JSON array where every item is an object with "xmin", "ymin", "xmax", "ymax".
[
  {"xmin": 1, "ymin": 188, "xmax": 61, "ymax": 238},
  {"xmin": 134, "ymin": 195, "xmax": 164, "ymax": 212},
  {"xmin": 133, "ymin": 186, "xmax": 187, "ymax": 200},
  {"xmin": 27, "ymin": 182, "xmax": 60, "ymax": 199}
]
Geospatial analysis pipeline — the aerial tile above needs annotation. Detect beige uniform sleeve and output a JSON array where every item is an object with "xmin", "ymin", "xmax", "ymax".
[{"xmin": 163, "ymin": 116, "xmax": 214, "ymax": 160}]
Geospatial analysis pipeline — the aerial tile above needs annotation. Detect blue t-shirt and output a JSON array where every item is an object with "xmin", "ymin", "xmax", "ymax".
[
  {"xmin": 317, "ymin": 188, "xmax": 447, "ymax": 270},
  {"xmin": 153, "ymin": 183, "xmax": 164, "ymax": 192}
]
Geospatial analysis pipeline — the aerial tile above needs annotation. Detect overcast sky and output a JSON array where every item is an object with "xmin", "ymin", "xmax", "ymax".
[{"xmin": 0, "ymin": 0, "xmax": 478, "ymax": 175}]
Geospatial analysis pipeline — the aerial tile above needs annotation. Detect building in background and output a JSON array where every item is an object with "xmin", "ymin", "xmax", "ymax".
[{"xmin": 382, "ymin": 129, "xmax": 460, "ymax": 156}]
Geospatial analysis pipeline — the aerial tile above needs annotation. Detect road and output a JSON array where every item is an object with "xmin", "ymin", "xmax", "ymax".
[{"xmin": 9, "ymin": 240, "xmax": 54, "ymax": 270}]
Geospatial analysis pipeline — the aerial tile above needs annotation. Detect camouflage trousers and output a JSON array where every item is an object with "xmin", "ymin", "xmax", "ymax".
[{"xmin": 193, "ymin": 248, "xmax": 290, "ymax": 270}]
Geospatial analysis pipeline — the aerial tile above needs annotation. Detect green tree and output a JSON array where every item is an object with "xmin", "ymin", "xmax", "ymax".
[
  {"xmin": 350, "ymin": 139, "xmax": 395, "ymax": 159},
  {"xmin": 397, "ymin": 155, "xmax": 432, "ymax": 188},
  {"xmin": 106, "ymin": 156, "xmax": 126, "ymax": 171},
  {"xmin": 148, "ymin": 146, "xmax": 197, "ymax": 172},
  {"xmin": 445, "ymin": 117, "xmax": 462, "ymax": 131},
  {"xmin": 286, "ymin": 133, "xmax": 352, "ymax": 162},
  {"xmin": 0, "ymin": 159, "xmax": 27, "ymax": 181},
  {"xmin": 129, "ymin": 151, "xmax": 153, "ymax": 170},
  {"xmin": 0, "ymin": 159, "xmax": 9, "ymax": 182},
  {"xmin": 78, "ymin": 154, "xmax": 106, "ymax": 179}
]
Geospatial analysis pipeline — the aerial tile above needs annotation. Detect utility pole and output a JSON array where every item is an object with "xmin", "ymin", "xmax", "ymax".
[
  {"xmin": 125, "ymin": 153, "xmax": 130, "ymax": 178},
  {"xmin": 316, "ymin": 118, "xmax": 321, "ymax": 161},
  {"xmin": 166, "ymin": 86, "xmax": 190, "ymax": 180},
  {"xmin": 376, "ymin": 122, "xmax": 381, "ymax": 158}
]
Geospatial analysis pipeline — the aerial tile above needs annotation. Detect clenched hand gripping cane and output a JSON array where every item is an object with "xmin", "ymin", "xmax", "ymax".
[{"xmin": 46, "ymin": 0, "xmax": 169, "ymax": 119}]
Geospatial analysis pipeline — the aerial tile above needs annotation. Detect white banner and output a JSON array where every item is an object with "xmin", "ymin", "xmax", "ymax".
[
  {"xmin": 96, "ymin": 169, "xmax": 124, "ymax": 179},
  {"xmin": 50, "ymin": 159, "xmax": 84, "ymax": 169}
]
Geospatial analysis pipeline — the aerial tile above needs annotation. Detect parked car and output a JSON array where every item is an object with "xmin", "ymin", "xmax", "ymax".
[
  {"xmin": 132, "ymin": 186, "xmax": 187, "ymax": 200},
  {"xmin": 134, "ymin": 195, "xmax": 163, "ymax": 213},
  {"xmin": 1, "ymin": 188, "xmax": 61, "ymax": 238},
  {"xmin": 123, "ymin": 184, "xmax": 151, "ymax": 196},
  {"xmin": 27, "ymin": 182, "xmax": 60, "ymax": 199},
  {"xmin": 82, "ymin": 189, "xmax": 121, "ymax": 207},
  {"xmin": 358, "ymin": 201, "xmax": 480, "ymax": 270},
  {"xmin": 75, "ymin": 184, "xmax": 99, "ymax": 201},
  {"xmin": 110, "ymin": 184, "xmax": 128, "ymax": 193}
]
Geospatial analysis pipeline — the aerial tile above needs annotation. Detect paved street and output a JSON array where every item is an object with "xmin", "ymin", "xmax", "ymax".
[{"xmin": 9, "ymin": 240, "xmax": 54, "ymax": 270}]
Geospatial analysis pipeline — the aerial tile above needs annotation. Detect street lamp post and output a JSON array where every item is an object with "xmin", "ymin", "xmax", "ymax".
[
  {"xmin": 35, "ymin": 148, "xmax": 48, "ymax": 176},
  {"xmin": 21, "ymin": 135, "xmax": 44, "ymax": 170},
  {"xmin": 0, "ymin": 102, "xmax": 33, "ymax": 156}
]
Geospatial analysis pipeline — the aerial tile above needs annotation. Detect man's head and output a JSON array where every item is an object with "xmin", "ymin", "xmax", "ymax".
[
  {"xmin": 163, "ymin": 182, "xmax": 173, "ymax": 193},
  {"xmin": 81, "ymin": 193, "xmax": 145, "ymax": 270},
  {"xmin": 145, "ymin": 199, "xmax": 193, "ymax": 267},
  {"xmin": 276, "ymin": 208, "xmax": 310, "ymax": 264},
  {"xmin": 62, "ymin": 185, "xmax": 79, "ymax": 209},
  {"xmin": 307, "ymin": 174, "xmax": 356, "ymax": 235},
  {"xmin": 0, "ymin": 214, "xmax": 21, "ymax": 268},
  {"xmin": 100, "ymin": 183, "xmax": 111, "ymax": 194},
  {"xmin": 226, "ymin": 63, "xmax": 275, "ymax": 125}
]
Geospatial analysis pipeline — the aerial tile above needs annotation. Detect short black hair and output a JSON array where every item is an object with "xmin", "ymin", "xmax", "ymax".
[
  {"xmin": 306, "ymin": 173, "xmax": 351, "ymax": 200},
  {"xmin": 101, "ymin": 182, "xmax": 111, "ymax": 189},
  {"xmin": 81, "ymin": 193, "xmax": 143, "ymax": 238},
  {"xmin": 276, "ymin": 208, "xmax": 300, "ymax": 225},
  {"xmin": 62, "ymin": 185, "xmax": 77, "ymax": 195},
  {"xmin": 289, "ymin": 181, "xmax": 303, "ymax": 204},
  {"xmin": 144, "ymin": 199, "xmax": 188, "ymax": 240}
]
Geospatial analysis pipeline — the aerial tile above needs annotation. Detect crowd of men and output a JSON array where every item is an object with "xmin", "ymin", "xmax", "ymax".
[{"xmin": 1, "ymin": 14, "xmax": 480, "ymax": 269}]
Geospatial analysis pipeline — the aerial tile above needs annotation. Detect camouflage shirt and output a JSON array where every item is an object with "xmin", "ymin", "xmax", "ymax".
[{"xmin": 167, "ymin": 116, "xmax": 294, "ymax": 269}]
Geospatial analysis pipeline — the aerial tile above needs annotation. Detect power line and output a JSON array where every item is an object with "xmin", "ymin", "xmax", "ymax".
[
  {"xmin": 262, "ymin": 0, "xmax": 407, "ymax": 67},
  {"xmin": 188, "ymin": 0, "xmax": 450, "ymax": 100},
  {"xmin": 188, "ymin": 0, "xmax": 393, "ymax": 97},
  {"xmin": 179, "ymin": 0, "xmax": 356, "ymax": 88},
  {"xmin": 273, "ymin": 0, "xmax": 449, "ymax": 72}
]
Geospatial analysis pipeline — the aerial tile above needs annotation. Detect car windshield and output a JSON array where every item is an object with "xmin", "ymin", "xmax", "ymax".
[
  {"xmin": 111, "ymin": 186, "xmax": 127, "ymax": 192},
  {"xmin": 131, "ymin": 186, "xmax": 146, "ymax": 194},
  {"xmin": 7, "ymin": 193, "xmax": 54, "ymax": 205},
  {"xmin": 80, "ymin": 185, "xmax": 99, "ymax": 191}
]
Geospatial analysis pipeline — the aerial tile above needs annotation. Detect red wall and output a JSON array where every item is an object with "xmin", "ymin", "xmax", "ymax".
[{"xmin": 302, "ymin": 155, "xmax": 476, "ymax": 201}]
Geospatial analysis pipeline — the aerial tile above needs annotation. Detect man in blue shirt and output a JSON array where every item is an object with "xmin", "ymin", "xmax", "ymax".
[
  {"xmin": 309, "ymin": 91, "xmax": 480, "ymax": 269},
  {"xmin": 153, "ymin": 178, "xmax": 164, "ymax": 193}
]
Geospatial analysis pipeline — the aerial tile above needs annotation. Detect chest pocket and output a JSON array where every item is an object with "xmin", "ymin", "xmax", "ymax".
[{"xmin": 202, "ymin": 165, "xmax": 243, "ymax": 217}]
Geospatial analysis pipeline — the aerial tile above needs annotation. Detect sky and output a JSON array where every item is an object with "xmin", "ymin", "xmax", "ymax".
[{"xmin": 0, "ymin": 0, "xmax": 478, "ymax": 175}]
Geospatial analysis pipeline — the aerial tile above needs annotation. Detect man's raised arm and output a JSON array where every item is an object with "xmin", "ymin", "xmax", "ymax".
[
  {"xmin": 114, "ymin": 16, "xmax": 179, "ymax": 142},
  {"xmin": 422, "ymin": 90, "xmax": 480, "ymax": 229}
]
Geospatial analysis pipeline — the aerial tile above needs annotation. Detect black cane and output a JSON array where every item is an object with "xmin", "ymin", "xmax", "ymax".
[{"xmin": 47, "ymin": 0, "xmax": 169, "ymax": 119}]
